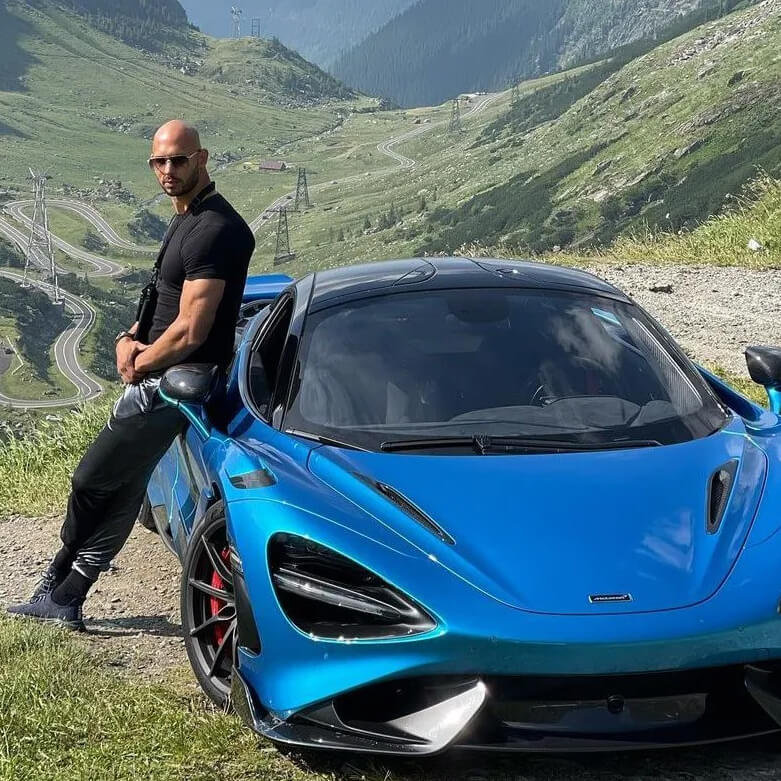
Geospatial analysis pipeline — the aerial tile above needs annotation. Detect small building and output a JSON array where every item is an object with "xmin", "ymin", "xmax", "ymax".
[{"xmin": 259, "ymin": 160, "xmax": 288, "ymax": 172}]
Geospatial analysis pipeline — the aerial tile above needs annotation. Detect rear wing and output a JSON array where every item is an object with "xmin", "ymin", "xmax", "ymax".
[{"xmin": 242, "ymin": 273, "xmax": 294, "ymax": 305}]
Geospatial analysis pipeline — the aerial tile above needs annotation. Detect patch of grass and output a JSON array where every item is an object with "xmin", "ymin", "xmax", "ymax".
[
  {"xmin": 559, "ymin": 173, "xmax": 781, "ymax": 268},
  {"xmin": 704, "ymin": 362, "xmax": 768, "ymax": 406},
  {"xmin": 0, "ymin": 394, "xmax": 115, "ymax": 515},
  {"xmin": 0, "ymin": 617, "xmax": 335, "ymax": 781}
]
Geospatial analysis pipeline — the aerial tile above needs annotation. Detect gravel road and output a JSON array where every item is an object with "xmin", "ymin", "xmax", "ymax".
[{"xmin": 589, "ymin": 263, "xmax": 781, "ymax": 376}]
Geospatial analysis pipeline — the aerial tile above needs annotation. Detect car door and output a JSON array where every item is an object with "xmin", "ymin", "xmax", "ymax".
[{"xmin": 165, "ymin": 291, "xmax": 298, "ymax": 546}]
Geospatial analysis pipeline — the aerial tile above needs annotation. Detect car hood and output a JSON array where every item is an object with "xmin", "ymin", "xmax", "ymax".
[{"xmin": 308, "ymin": 420, "xmax": 767, "ymax": 615}]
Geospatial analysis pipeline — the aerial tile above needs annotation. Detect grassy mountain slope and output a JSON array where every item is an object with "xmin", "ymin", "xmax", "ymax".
[
  {"xmin": 332, "ymin": 0, "xmax": 754, "ymax": 107},
  {"xmin": 248, "ymin": 1, "xmax": 781, "ymax": 274},
  {"xmin": 199, "ymin": 36, "xmax": 355, "ymax": 105},
  {"xmin": 0, "ymin": 0, "xmax": 360, "ymax": 199},
  {"xmin": 181, "ymin": 0, "xmax": 418, "ymax": 66},
  {"xmin": 29, "ymin": 0, "xmax": 191, "ymax": 51}
]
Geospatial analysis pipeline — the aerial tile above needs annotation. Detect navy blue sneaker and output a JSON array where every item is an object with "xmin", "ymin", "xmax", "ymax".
[
  {"xmin": 7, "ymin": 592, "xmax": 86, "ymax": 632},
  {"xmin": 31, "ymin": 565, "xmax": 64, "ymax": 601}
]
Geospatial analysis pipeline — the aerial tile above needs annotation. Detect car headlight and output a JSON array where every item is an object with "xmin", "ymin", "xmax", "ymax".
[{"xmin": 268, "ymin": 533, "xmax": 436, "ymax": 640}]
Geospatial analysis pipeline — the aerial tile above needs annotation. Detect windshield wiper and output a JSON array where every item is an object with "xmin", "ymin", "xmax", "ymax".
[
  {"xmin": 287, "ymin": 429, "xmax": 366, "ymax": 451},
  {"xmin": 473, "ymin": 435, "xmax": 661, "ymax": 454},
  {"xmin": 381, "ymin": 435, "xmax": 661, "ymax": 454},
  {"xmin": 381, "ymin": 437, "xmax": 477, "ymax": 453}
]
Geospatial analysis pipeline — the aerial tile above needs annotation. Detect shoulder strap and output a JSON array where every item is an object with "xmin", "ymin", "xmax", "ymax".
[{"xmin": 150, "ymin": 183, "xmax": 219, "ymax": 277}]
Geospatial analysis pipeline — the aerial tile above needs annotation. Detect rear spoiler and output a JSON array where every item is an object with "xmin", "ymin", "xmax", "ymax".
[{"xmin": 242, "ymin": 274, "xmax": 294, "ymax": 305}]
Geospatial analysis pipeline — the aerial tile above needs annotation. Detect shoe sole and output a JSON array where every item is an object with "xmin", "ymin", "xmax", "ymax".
[{"xmin": 7, "ymin": 612, "xmax": 86, "ymax": 633}]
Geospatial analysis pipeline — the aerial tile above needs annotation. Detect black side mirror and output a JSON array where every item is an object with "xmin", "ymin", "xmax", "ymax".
[
  {"xmin": 745, "ymin": 346, "xmax": 781, "ymax": 414},
  {"xmin": 160, "ymin": 364, "xmax": 220, "ymax": 405}
]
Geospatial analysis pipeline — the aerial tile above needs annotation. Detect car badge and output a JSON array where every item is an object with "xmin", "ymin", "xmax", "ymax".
[{"xmin": 589, "ymin": 593, "xmax": 633, "ymax": 604}]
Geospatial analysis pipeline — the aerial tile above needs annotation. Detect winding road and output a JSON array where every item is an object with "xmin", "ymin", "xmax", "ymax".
[
  {"xmin": 6, "ymin": 201, "xmax": 128, "ymax": 277},
  {"xmin": 249, "ymin": 92, "xmax": 500, "ymax": 233},
  {"xmin": 0, "ymin": 269, "xmax": 101, "ymax": 409},
  {"xmin": 0, "ymin": 92, "xmax": 500, "ymax": 408}
]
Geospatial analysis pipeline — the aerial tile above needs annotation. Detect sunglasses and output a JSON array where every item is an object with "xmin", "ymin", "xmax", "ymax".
[{"xmin": 148, "ymin": 150, "xmax": 201, "ymax": 170}]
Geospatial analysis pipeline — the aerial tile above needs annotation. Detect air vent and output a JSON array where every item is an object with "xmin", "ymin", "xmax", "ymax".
[
  {"xmin": 707, "ymin": 460, "xmax": 738, "ymax": 534},
  {"xmin": 354, "ymin": 473, "xmax": 455, "ymax": 545}
]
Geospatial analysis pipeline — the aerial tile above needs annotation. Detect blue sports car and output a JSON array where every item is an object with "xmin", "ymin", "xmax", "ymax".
[{"xmin": 142, "ymin": 257, "xmax": 781, "ymax": 754}]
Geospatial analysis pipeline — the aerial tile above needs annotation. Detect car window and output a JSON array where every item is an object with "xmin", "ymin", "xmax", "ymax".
[
  {"xmin": 284, "ymin": 288, "xmax": 727, "ymax": 451},
  {"xmin": 248, "ymin": 297, "xmax": 294, "ymax": 420}
]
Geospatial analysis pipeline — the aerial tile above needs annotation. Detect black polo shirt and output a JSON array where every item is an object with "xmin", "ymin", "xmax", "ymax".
[{"xmin": 148, "ymin": 184, "xmax": 255, "ymax": 371}]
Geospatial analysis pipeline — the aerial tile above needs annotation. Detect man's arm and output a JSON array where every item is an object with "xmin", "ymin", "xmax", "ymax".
[
  {"xmin": 116, "ymin": 321, "xmax": 142, "ymax": 384},
  {"xmin": 134, "ymin": 278, "xmax": 225, "ymax": 373}
]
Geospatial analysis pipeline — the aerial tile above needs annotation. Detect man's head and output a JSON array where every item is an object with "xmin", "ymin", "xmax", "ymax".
[{"xmin": 149, "ymin": 120, "xmax": 209, "ymax": 198}]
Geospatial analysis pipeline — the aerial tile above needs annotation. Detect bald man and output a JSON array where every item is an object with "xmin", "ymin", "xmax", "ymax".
[{"xmin": 8, "ymin": 121, "xmax": 255, "ymax": 630}]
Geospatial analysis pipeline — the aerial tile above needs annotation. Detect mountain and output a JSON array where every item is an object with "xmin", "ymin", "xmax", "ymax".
[
  {"xmin": 332, "ymin": 0, "xmax": 752, "ymax": 107},
  {"xmin": 179, "ymin": 0, "xmax": 417, "ymax": 66},
  {"xmin": 0, "ymin": 0, "xmax": 358, "ymax": 193},
  {"xmin": 246, "ymin": 0, "xmax": 781, "ymax": 278},
  {"xmin": 28, "ymin": 0, "xmax": 191, "ymax": 50}
]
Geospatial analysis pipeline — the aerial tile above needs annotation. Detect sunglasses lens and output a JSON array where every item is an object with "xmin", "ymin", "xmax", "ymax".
[{"xmin": 149, "ymin": 155, "xmax": 191, "ymax": 170}]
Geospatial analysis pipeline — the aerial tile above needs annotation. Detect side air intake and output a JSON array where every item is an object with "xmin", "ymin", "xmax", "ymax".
[
  {"xmin": 354, "ymin": 473, "xmax": 455, "ymax": 545},
  {"xmin": 707, "ymin": 460, "xmax": 738, "ymax": 534}
]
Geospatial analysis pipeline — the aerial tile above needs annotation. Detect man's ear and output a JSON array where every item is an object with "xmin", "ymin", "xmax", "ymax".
[{"xmin": 200, "ymin": 148, "xmax": 210, "ymax": 167}]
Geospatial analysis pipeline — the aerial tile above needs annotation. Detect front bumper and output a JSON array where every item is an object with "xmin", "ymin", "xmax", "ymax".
[{"xmin": 232, "ymin": 663, "xmax": 781, "ymax": 755}]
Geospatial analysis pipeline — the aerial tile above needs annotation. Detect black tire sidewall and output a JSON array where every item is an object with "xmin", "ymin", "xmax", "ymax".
[
  {"xmin": 181, "ymin": 500, "xmax": 233, "ymax": 708},
  {"xmin": 136, "ymin": 495, "xmax": 157, "ymax": 533}
]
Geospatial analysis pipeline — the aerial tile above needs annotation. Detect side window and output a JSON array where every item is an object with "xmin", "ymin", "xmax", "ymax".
[{"xmin": 249, "ymin": 297, "xmax": 294, "ymax": 420}]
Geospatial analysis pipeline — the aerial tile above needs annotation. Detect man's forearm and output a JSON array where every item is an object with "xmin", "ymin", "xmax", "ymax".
[{"xmin": 134, "ymin": 317, "xmax": 202, "ymax": 373}]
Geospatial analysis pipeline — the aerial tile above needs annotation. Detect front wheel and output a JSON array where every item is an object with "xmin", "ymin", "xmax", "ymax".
[{"xmin": 181, "ymin": 501, "xmax": 237, "ymax": 707}]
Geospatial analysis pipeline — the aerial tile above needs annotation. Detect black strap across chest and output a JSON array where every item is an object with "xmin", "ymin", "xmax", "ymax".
[{"xmin": 150, "ymin": 182, "xmax": 219, "ymax": 284}]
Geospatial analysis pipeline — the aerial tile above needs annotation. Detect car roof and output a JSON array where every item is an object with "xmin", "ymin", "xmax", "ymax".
[{"xmin": 306, "ymin": 257, "xmax": 627, "ymax": 311}]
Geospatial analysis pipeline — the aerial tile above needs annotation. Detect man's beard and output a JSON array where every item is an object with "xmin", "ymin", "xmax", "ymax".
[{"xmin": 163, "ymin": 167, "xmax": 201, "ymax": 197}]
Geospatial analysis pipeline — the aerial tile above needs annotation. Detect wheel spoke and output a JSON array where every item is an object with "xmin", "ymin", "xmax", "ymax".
[
  {"xmin": 203, "ymin": 539, "xmax": 233, "ymax": 585},
  {"xmin": 190, "ymin": 606, "xmax": 236, "ymax": 638},
  {"xmin": 208, "ymin": 622, "xmax": 236, "ymax": 678},
  {"xmin": 189, "ymin": 578, "xmax": 233, "ymax": 602}
]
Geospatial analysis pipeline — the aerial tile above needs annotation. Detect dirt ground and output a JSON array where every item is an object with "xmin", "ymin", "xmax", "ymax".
[
  {"xmin": 589, "ymin": 263, "xmax": 781, "ymax": 375},
  {"xmin": 0, "ymin": 513, "xmax": 187, "ymax": 682}
]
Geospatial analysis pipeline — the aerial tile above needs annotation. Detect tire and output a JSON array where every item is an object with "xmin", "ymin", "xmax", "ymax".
[
  {"xmin": 137, "ymin": 496, "xmax": 156, "ymax": 533},
  {"xmin": 181, "ymin": 501, "xmax": 237, "ymax": 708}
]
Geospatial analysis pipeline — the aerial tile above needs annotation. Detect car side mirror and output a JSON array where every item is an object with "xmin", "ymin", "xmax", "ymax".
[
  {"xmin": 745, "ymin": 346, "xmax": 781, "ymax": 414},
  {"xmin": 159, "ymin": 364, "xmax": 221, "ymax": 439}
]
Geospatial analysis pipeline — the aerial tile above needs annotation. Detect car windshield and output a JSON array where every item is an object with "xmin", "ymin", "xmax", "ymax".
[{"xmin": 284, "ymin": 288, "xmax": 727, "ymax": 453}]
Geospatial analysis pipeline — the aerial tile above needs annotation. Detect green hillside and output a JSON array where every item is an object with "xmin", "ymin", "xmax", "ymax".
[
  {"xmin": 261, "ymin": 0, "xmax": 781, "ymax": 274},
  {"xmin": 332, "ymin": 0, "xmax": 753, "ymax": 107},
  {"xmin": 0, "ymin": 0, "xmax": 362, "ymax": 200},
  {"xmin": 31, "ymin": 0, "xmax": 191, "ymax": 50}
]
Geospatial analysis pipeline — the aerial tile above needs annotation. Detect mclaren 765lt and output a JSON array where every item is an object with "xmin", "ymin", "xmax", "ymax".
[{"xmin": 141, "ymin": 257, "xmax": 781, "ymax": 754}]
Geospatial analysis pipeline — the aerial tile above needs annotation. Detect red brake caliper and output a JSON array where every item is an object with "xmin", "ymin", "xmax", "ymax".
[{"xmin": 209, "ymin": 547, "xmax": 232, "ymax": 646}]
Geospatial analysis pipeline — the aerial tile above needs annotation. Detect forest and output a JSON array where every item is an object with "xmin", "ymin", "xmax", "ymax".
[{"xmin": 333, "ymin": 0, "xmax": 752, "ymax": 106}]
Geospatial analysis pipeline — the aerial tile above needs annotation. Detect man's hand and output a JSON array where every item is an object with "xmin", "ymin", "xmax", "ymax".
[{"xmin": 116, "ymin": 338, "xmax": 147, "ymax": 385}]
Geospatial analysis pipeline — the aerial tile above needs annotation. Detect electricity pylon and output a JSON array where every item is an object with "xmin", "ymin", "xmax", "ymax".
[
  {"xmin": 294, "ymin": 167, "xmax": 311, "ymax": 211},
  {"xmin": 511, "ymin": 83, "xmax": 521, "ymax": 110},
  {"xmin": 231, "ymin": 6, "xmax": 242, "ymax": 38},
  {"xmin": 448, "ymin": 98, "xmax": 463, "ymax": 134},
  {"xmin": 273, "ymin": 207, "xmax": 296, "ymax": 265},
  {"xmin": 251, "ymin": 17, "xmax": 261, "ymax": 38},
  {"xmin": 23, "ymin": 168, "xmax": 60, "ymax": 302}
]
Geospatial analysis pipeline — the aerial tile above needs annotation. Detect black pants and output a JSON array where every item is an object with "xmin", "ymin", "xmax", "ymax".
[{"xmin": 57, "ymin": 392, "xmax": 185, "ymax": 582}]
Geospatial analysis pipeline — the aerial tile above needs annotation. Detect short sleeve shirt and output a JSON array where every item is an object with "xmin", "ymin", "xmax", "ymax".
[{"xmin": 148, "ymin": 186, "xmax": 255, "ymax": 370}]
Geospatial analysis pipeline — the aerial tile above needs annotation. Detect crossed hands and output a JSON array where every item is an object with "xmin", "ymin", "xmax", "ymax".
[{"xmin": 116, "ymin": 338, "xmax": 149, "ymax": 385}]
